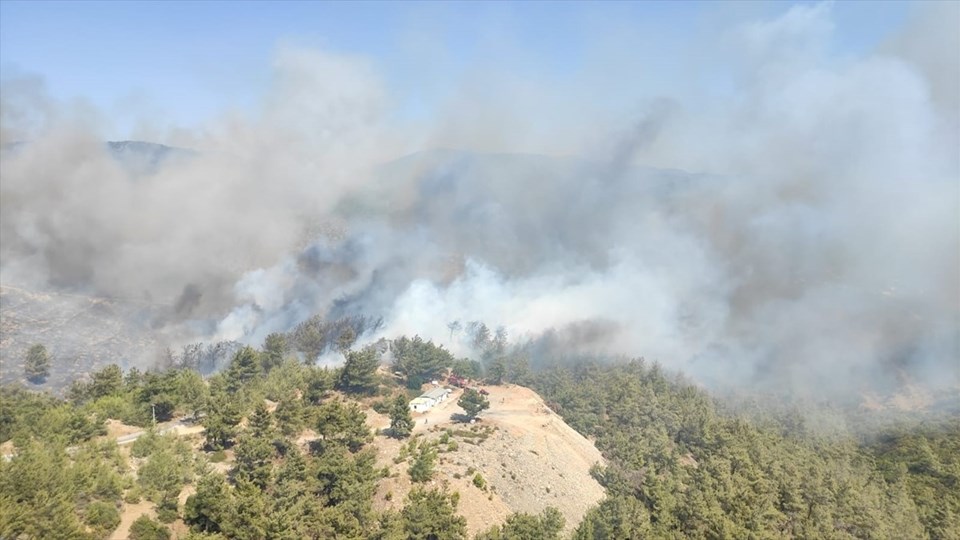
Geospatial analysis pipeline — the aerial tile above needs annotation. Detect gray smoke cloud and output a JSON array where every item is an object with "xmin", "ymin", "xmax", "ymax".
[
  {"xmin": 2, "ymin": 47, "xmax": 393, "ymax": 320},
  {"xmin": 1, "ymin": 4, "xmax": 957, "ymax": 400}
]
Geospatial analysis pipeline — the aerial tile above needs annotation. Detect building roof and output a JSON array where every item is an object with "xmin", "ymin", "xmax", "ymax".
[
  {"xmin": 422, "ymin": 387, "xmax": 451, "ymax": 400},
  {"xmin": 409, "ymin": 397, "xmax": 433, "ymax": 405}
]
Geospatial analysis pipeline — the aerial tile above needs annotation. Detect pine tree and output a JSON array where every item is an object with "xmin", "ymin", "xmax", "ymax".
[
  {"xmin": 574, "ymin": 496, "xmax": 653, "ymax": 540},
  {"xmin": 401, "ymin": 487, "xmax": 467, "ymax": 539},
  {"xmin": 391, "ymin": 336, "xmax": 453, "ymax": 389},
  {"xmin": 23, "ymin": 344, "xmax": 50, "ymax": 383},
  {"xmin": 233, "ymin": 433, "xmax": 275, "ymax": 489},
  {"xmin": 248, "ymin": 401, "xmax": 275, "ymax": 440},
  {"xmin": 477, "ymin": 507, "xmax": 565, "ymax": 540},
  {"xmin": 89, "ymin": 364, "xmax": 123, "ymax": 398},
  {"xmin": 225, "ymin": 347, "xmax": 261, "ymax": 393},
  {"xmin": 457, "ymin": 388, "xmax": 490, "ymax": 420},
  {"xmin": 137, "ymin": 449, "xmax": 182, "ymax": 500},
  {"xmin": 315, "ymin": 400, "xmax": 371, "ymax": 453},
  {"xmin": 177, "ymin": 369, "xmax": 208, "ymax": 420},
  {"xmin": 223, "ymin": 479, "xmax": 269, "ymax": 540},
  {"xmin": 185, "ymin": 473, "xmax": 232, "ymax": 533},
  {"xmin": 275, "ymin": 397, "xmax": 305, "ymax": 437},
  {"xmin": 203, "ymin": 394, "xmax": 242, "ymax": 450},
  {"xmin": 261, "ymin": 333, "xmax": 289, "ymax": 372},
  {"xmin": 337, "ymin": 348, "xmax": 380, "ymax": 394},
  {"xmin": 389, "ymin": 394, "xmax": 414, "ymax": 439},
  {"xmin": 408, "ymin": 442, "xmax": 437, "ymax": 483},
  {"xmin": 487, "ymin": 356, "xmax": 507, "ymax": 385},
  {"xmin": 337, "ymin": 327, "xmax": 357, "ymax": 352}
]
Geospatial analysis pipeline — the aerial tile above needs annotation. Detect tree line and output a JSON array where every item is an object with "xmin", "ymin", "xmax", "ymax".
[{"xmin": 3, "ymin": 323, "xmax": 957, "ymax": 539}]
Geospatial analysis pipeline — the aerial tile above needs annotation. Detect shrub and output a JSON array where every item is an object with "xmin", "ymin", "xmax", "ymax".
[
  {"xmin": 157, "ymin": 507, "xmax": 179, "ymax": 523},
  {"xmin": 131, "ymin": 429, "xmax": 162, "ymax": 458},
  {"xmin": 473, "ymin": 473, "xmax": 487, "ymax": 490},
  {"xmin": 85, "ymin": 501, "xmax": 120, "ymax": 532},
  {"xmin": 371, "ymin": 399, "xmax": 390, "ymax": 414},
  {"xmin": 157, "ymin": 495, "xmax": 179, "ymax": 523},
  {"xmin": 125, "ymin": 488, "xmax": 143, "ymax": 504},
  {"xmin": 129, "ymin": 515, "xmax": 170, "ymax": 540}
]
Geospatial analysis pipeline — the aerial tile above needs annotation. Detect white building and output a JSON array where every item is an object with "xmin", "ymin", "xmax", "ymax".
[{"xmin": 409, "ymin": 387, "xmax": 453, "ymax": 412}]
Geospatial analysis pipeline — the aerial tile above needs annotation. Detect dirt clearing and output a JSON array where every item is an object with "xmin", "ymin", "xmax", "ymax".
[{"xmin": 368, "ymin": 383, "xmax": 606, "ymax": 536}]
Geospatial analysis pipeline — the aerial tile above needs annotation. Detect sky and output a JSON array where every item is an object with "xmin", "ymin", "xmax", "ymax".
[{"xmin": 1, "ymin": 0, "xmax": 914, "ymax": 142}]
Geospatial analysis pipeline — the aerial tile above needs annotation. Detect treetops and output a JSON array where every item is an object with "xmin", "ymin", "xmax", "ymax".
[{"xmin": 2, "ymin": 332, "xmax": 956, "ymax": 540}]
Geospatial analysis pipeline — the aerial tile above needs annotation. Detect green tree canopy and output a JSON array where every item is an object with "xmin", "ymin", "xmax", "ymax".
[
  {"xmin": 486, "ymin": 357, "xmax": 507, "ymax": 385},
  {"xmin": 573, "ymin": 496, "xmax": 653, "ymax": 540},
  {"xmin": 388, "ymin": 394, "xmax": 414, "ymax": 439},
  {"xmin": 478, "ymin": 507, "xmax": 565, "ymax": 540},
  {"xmin": 85, "ymin": 500, "xmax": 121, "ymax": 534},
  {"xmin": 23, "ymin": 344, "xmax": 50, "ymax": 384},
  {"xmin": 176, "ymin": 369, "xmax": 208, "ymax": 419},
  {"xmin": 450, "ymin": 358, "xmax": 483, "ymax": 380},
  {"xmin": 89, "ymin": 364, "xmax": 123, "ymax": 399},
  {"xmin": 401, "ymin": 487, "xmax": 467, "ymax": 540},
  {"xmin": 185, "ymin": 473, "xmax": 232, "ymax": 534},
  {"xmin": 129, "ymin": 515, "xmax": 171, "ymax": 540},
  {"xmin": 0, "ymin": 439, "xmax": 93, "ymax": 538},
  {"xmin": 137, "ymin": 446, "xmax": 190, "ymax": 501},
  {"xmin": 391, "ymin": 336, "xmax": 454, "ymax": 388},
  {"xmin": 225, "ymin": 347, "xmax": 261, "ymax": 393},
  {"xmin": 260, "ymin": 333, "xmax": 289, "ymax": 372},
  {"xmin": 315, "ymin": 399, "xmax": 371, "ymax": 453},
  {"xmin": 337, "ymin": 348, "xmax": 380, "ymax": 394},
  {"xmin": 457, "ymin": 388, "xmax": 490, "ymax": 420},
  {"xmin": 202, "ymin": 392, "xmax": 242, "ymax": 450},
  {"xmin": 274, "ymin": 396, "xmax": 306, "ymax": 438},
  {"xmin": 233, "ymin": 433, "xmax": 275, "ymax": 489},
  {"xmin": 408, "ymin": 441, "xmax": 437, "ymax": 483},
  {"xmin": 248, "ymin": 401, "xmax": 275, "ymax": 440}
]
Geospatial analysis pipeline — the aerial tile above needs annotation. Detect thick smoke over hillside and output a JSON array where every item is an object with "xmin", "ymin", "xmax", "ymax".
[{"xmin": 1, "ymin": 4, "xmax": 957, "ymax": 398}]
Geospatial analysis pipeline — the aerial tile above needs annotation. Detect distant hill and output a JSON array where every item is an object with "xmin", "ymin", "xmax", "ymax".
[
  {"xmin": 105, "ymin": 140, "xmax": 195, "ymax": 174},
  {"xmin": 2, "ymin": 139, "xmax": 195, "ymax": 175}
]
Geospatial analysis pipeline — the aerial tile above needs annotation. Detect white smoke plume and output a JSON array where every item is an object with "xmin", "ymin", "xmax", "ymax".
[{"xmin": 1, "ymin": 3, "xmax": 957, "ymax": 399}]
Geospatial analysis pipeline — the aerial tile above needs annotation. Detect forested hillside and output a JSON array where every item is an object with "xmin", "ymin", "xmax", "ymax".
[
  {"xmin": 1, "ymin": 336, "xmax": 957, "ymax": 539},
  {"xmin": 533, "ymin": 360, "xmax": 960, "ymax": 539}
]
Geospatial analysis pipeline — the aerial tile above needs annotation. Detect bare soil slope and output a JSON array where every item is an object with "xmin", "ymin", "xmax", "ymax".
[{"xmin": 368, "ymin": 384, "xmax": 606, "ymax": 536}]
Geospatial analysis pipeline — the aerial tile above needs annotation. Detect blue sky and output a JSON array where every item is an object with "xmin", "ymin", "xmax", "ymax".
[{"xmin": 1, "ymin": 1, "xmax": 913, "ymax": 139}]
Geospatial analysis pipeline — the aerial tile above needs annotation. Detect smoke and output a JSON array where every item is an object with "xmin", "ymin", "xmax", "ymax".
[
  {"xmin": 1, "ymin": 3, "xmax": 957, "ymax": 399},
  {"xmin": 1, "ymin": 47, "xmax": 393, "ymax": 324}
]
